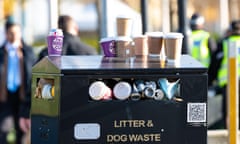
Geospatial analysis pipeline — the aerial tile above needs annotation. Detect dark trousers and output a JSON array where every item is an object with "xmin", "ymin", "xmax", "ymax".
[
  {"xmin": 8, "ymin": 89, "xmax": 23, "ymax": 144},
  {"xmin": 0, "ymin": 88, "xmax": 23, "ymax": 144}
]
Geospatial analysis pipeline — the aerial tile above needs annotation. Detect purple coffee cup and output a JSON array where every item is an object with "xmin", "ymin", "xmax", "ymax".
[
  {"xmin": 47, "ymin": 29, "xmax": 64, "ymax": 56},
  {"xmin": 100, "ymin": 37, "xmax": 116, "ymax": 57}
]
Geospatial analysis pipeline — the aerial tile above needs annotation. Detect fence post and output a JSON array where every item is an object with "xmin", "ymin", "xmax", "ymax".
[{"xmin": 228, "ymin": 41, "xmax": 239, "ymax": 144}]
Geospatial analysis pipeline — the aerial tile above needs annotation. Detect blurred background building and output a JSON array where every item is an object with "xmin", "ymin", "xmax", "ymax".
[{"xmin": 0, "ymin": 0, "xmax": 238, "ymax": 54}]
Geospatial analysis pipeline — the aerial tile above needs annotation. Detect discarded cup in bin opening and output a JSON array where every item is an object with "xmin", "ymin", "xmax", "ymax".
[
  {"xmin": 144, "ymin": 81, "xmax": 157, "ymax": 98},
  {"xmin": 89, "ymin": 81, "xmax": 112, "ymax": 100},
  {"xmin": 158, "ymin": 78, "xmax": 179, "ymax": 99},
  {"xmin": 41, "ymin": 84, "xmax": 54, "ymax": 99},
  {"xmin": 130, "ymin": 83, "xmax": 141, "ymax": 101},
  {"xmin": 154, "ymin": 89, "xmax": 164, "ymax": 100},
  {"xmin": 113, "ymin": 81, "xmax": 132, "ymax": 100},
  {"xmin": 144, "ymin": 87, "xmax": 155, "ymax": 98},
  {"xmin": 145, "ymin": 81, "xmax": 157, "ymax": 90},
  {"xmin": 134, "ymin": 80, "xmax": 145, "ymax": 92}
]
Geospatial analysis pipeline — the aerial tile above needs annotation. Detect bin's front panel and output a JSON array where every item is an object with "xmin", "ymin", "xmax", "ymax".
[
  {"xmin": 58, "ymin": 73, "xmax": 206, "ymax": 144},
  {"xmin": 181, "ymin": 74, "xmax": 208, "ymax": 144},
  {"xmin": 31, "ymin": 74, "xmax": 61, "ymax": 144}
]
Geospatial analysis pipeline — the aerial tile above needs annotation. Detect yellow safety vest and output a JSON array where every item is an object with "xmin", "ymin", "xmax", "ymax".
[
  {"xmin": 217, "ymin": 35, "xmax": 240, "ymax": 87},
  {"xmin": 190, "ymin": 30, "xmax": 210, "ymax": 67}
]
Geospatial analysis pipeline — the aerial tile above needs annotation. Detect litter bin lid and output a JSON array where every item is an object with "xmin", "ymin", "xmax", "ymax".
[{"xmin": 32, "ymin": 55, "xmax": 207, "ymax": 75}]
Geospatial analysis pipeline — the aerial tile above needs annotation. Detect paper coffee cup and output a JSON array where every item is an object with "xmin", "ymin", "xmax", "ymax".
[
  {"xmin": 100, "ymin": 37, "xmax": 116, "ymax": 57},
  {"xmin": 146, "ymin": 32, "xmax": 164, "ymax": 57},
  {"xmin": 133, "ymin": 35, "xmax": 148, "ymax": 56},
  {"xmin": 89, "ymin": 81, "xmax": 112, "ymax": 100},
  {"xmin": 115, "ymin": 36, "xmax": 134, "ymax": 58},
  {"xmin": 116, "ymin": 16, "xmax": 133, "ymax": 37},
  {"xmin": 164, "ymin": 32, "xmax": 184, "ymax": 64},
  {"xmin": 47, "ymin": 29, "xmax": 64, "ymax": 56}
]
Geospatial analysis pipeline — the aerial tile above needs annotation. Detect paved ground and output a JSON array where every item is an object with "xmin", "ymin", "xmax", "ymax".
[{"xmin": 208, "ymin": 130, "xmax": 240, "ymax": 144}]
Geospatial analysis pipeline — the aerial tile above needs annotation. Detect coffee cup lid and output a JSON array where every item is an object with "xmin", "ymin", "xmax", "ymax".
[
  {"xmin": 100, "ymin": 37, "xmax": 115, "ymax": 43},
  {"xmin": 115, "ymin": 36, "xmax": 132, "ymax": 41},
  {"xmin": 42, "ymin": 84, "xmax": 53, "ymax": 99},
  {"xmin": 116, "ymin": 15, "xmax": 132, "ymax": 19},
  {"xmin": 132, "ymin": 35, "xmax": 147, "ymax": 39},
  {"xmin": 89, "ymin": 81, "xmax": 106, "ymax": 100},
  {"xmin": 49, "ymin": 28, "xmax": 63, "ymax": 36},
  {"xmin": 145, "ymin": 31, "xmax": 164, "ymax": 37},
  {"xmin": 113, "ymin": 82, "xmax": 131, "ymax": 100},
  {"xmin": 164, "ymin": 32, "xmax": 184, "ymax": 38}
]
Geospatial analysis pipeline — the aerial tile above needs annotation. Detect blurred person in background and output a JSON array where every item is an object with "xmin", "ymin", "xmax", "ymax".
[
  {"xmin": 38, "ymin": 15, "xmax": 97, "ymax": 61},
  {"xmin": 189, "ymin": 13, "xmax": 217, "ymax": 86},
  {"xmin": 212, "ymin": 20, "xmax": 240, "ymax": 129},
  {"xmin": 0, "ymin": 21, "xmax": 36, "ymax": 144},
  {"xmin": 209, "ymin": 25, "xmax": 232, "ymax": 88}
]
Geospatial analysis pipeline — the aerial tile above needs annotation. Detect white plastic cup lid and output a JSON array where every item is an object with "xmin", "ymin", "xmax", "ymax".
[
  {"xmin": 113, "ymin": 81, "xmax": 132, "ymax": 100},
  {"xmin": 100, "ymin": 37, "xmax": 115, "ymax": 43},
  {"xmin": 42, "ymin": 84, "xmax": 53, "ymax": 99},
  {"xmin": 89, "ymin": 81, "xmax": 107, "ymax": 100},
  {"xmin": 49, "ymin": 28, "xmax": 63, "ymax": 36},
  {"xmin": 164, "ymin": 32, "xmax": 184, "ymax": 39},
  {"xmin": 145, "ymin": 31, "xmax": 164, "ymax": 37},
  {"xmin": 115, "ymin": 36, "xmax": 132, "ymax": 42},
  {"xmin": 133, "ymin": 35, "xmax": 147, "ymax": 39},
  {"xmin": 116, "ymin": 15, "xmax": 132, "ymax": 19}
]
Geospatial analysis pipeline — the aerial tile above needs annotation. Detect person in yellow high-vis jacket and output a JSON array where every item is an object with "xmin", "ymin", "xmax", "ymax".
[
  {"xmin": 189, "ymin": 13, "xmax": 217, "ymax": 86},
  {"xmin": 211, "ymin": 20, "xmax": 240, "ymax": 129}
]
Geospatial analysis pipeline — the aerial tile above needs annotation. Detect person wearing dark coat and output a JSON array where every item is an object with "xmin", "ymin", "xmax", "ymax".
[{"xmin": 0, "ymin": 22, "xmax": 36, "ymax": 144}]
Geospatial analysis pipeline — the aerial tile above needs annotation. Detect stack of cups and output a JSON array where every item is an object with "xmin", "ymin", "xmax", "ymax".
[
  {"xmin": 99, "ymin": 16, "xmax": 135, "ymax": 58},
  {"xmin": 115, "ymin": 16, "xmax": 134, "ymax": 58}
]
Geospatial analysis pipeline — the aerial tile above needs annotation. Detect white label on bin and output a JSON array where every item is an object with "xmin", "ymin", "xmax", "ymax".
[
  {"xmin": 187, "ymin": 103, "xmax": 206, "ymax": 123},
  {"xmin": 74, "ymin": 123, "xmax": 100, "ymax": 140}
]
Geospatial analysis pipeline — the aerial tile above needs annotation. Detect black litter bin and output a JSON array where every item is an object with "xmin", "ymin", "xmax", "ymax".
[{"xmin": 31, "ymin": 55, "xmax": 207, "ymax": 144}]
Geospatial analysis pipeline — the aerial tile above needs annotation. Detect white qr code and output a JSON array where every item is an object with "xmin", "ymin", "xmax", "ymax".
[{"xmin": 187, "ymin": 103, "xmax": 206, "ymax": 123}]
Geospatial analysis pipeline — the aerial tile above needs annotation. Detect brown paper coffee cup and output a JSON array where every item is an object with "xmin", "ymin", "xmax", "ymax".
[
  {"xmin": 146, "ymin": 32, "xmax": 164, "ymax": 57},
  {"xmin": 116, "ymin": 16, "xmax": 133, "ymax": 37},
  {"xmin": 164, "ymin": 32, "xmax": 184, "ymax": 64},
  {"xmin": 115, "ymin": 37, "xmax": 134, "ymax": 58},
  {"xmin": 133, "ymin": 35, "xmax": 148, "ymax": 56}
]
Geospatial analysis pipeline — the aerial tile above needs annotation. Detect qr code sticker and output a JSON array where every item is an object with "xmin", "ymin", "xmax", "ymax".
[{"xmin": 187, "ymin": 103, "xmax": 206, "ymax": 123}]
